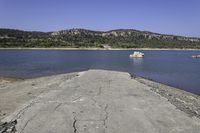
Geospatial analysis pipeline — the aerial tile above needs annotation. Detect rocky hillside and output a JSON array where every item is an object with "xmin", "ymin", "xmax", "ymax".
[{"xmin": 0, "ymin": 28, "xmax": 200, "ymax": 48}]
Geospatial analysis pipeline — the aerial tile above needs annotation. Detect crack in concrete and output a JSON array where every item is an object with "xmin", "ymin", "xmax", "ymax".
[
  {"xmin": 72, "ymin": 96, "xmax": 82, "ymax": 102},
  {"xmin": 103, "ymin": 104, "xmax": 108, "ymax": 132},
  {"xmin": 54, "ymin": 103, "xmax": 63, "ymax": 111},
  {"xmin": 19, "ymin": 113, "xmax": 37, "ymax": 133},
  {"xmin": 75, "ymin": 119, "xmax": 104, "ymax": 122},
  {"xmin": 37, "ymin": 100, "xmax": 72, "ymax": 105},
  {"xmin": 15, "ymin": 100, "xmax": 72, "ymax": 119},
  {"xmin": 73, "ymin": 117, "xmax": 77, "ymax": 133},
  {"xmin": 91, "ymin": 98, "xmax": 98, "ymax": 105},
  {"xmin": 71, "ymin": 94, "xmax": 109, "ymax": 133},
  {"xmin": 13, "ymin": 100, "xmax": 38, "ymax": 121},
  {"xmin": 11, "ymin": 73, "xmax": 110, "ymax": 133}
]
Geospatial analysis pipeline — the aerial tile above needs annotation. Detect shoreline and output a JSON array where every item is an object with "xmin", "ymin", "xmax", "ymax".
[
  {"xmin": 0, "ymin": 70, "xmax": 199, "ymax": 95},
  {"xmin": 132, "ymin": 75, "xmax": 200, "ymax": 118},
  {"xmin": 0, "ymin": 47, "xmax": 200, "ymax": 51}
]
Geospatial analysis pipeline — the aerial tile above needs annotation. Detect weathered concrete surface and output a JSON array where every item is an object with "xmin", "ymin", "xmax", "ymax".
[
  {"xmin": 134, "ymin": 76, "xmax": 200, "ymax": 119},
  {"xmin": 1, "ymin": 70, "xmax": 200, "ymax": 133},
  {"xmin": 0, "ymin": 73, "xmax": 77, "ymax": 121}
]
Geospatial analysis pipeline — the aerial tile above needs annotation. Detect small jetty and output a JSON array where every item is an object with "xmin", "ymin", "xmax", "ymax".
[
  {"xmin": 1, "ymin": 70, "xmax": 200, "ymax": 132},
  {"xmin": 130, "ymin": 51, "xmax": 144, "ymax": 58},
  {"xmin": 192, "ymin": 55, "xmax": 200, "ymax": 58}
]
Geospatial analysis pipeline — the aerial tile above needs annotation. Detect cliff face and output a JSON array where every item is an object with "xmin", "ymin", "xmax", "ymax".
[{"xmin": 0, "ymin": 28, "xmax": 200, "ymax": 48}]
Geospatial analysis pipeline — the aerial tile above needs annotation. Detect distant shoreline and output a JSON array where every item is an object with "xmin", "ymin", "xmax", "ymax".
[{"xmin": 0, "ymin": 47, "xmax": 200, "ymax": 51}]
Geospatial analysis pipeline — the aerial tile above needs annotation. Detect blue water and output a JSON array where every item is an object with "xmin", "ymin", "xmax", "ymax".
[{"xmin": 0, "ymin": 49, "xmax": 200, "ymax": 94}]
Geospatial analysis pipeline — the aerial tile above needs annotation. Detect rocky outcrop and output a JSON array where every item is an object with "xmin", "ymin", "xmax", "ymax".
[{"xmin": 0, "ymin": 120, "xmax": 17, "ymax": 133}]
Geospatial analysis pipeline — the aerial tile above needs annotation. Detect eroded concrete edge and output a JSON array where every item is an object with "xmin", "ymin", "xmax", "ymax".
[
  {"xmin": 130, "ymin": 74, "xmax": 200, "ymax": 119},
  {"xmin": 0, "ymin": 71, "xmax": 86, "ymax": 133}
]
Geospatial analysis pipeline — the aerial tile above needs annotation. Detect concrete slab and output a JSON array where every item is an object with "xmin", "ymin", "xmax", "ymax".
[{"xmin": 1, "ymin": 70, "xmax": 200, "ymax": 133}]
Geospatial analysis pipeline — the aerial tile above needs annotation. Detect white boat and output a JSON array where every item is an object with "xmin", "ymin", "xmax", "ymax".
[
  {"xmin": 192, "ymin": 55, "xmax": 200, "ymax": 58},
  {"xmin": 129, "ymin": 51, "xmax": 144, "ymax": 58}
]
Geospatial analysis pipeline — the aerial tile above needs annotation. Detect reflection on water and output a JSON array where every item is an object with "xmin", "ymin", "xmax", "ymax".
[
  {"xmin": 130, "ymin": 58, "xmax": 144, "ymax": 66},
  {"xmin": 0, "ymin": 49, "xmax": 200, "ymax": 94}
]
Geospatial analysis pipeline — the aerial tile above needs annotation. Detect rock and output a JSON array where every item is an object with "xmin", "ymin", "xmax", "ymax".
[{"xmin": 0, "ymin": 120, "xmax": 17, "ymax": 133}]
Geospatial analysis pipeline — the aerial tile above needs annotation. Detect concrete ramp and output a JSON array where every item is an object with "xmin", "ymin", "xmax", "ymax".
[{"xmin": 3, "ymin": 70, "xmax": 200, "ymax": 133}]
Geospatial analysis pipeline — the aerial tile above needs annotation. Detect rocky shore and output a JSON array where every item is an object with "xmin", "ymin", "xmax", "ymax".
[
  {"xmin": 0, "ymin": 70, "xmax": 200, "ymax": 133},
  {"xmin": 132, "ymin": 75, "xmax": 200, "ymax": 119}
]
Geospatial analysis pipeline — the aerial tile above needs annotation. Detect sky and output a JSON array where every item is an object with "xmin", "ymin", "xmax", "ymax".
[{"xmin": 0, "ymin": 0, "xmax": 200, "ymax": 37}]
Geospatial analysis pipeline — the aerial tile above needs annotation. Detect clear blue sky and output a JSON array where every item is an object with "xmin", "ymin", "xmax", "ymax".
[{"xmin": 0, "ymin": 0, "xmax": 200, "ymax": 37}]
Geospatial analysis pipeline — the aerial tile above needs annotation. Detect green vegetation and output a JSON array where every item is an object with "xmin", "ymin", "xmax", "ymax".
[{"xmin": 0, "ymin": 28, "xmax": 200, "ymax": 49}]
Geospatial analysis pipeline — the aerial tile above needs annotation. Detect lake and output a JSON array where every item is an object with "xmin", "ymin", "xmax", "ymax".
[{"xmin": 0, "ymin": 49, "xmax": 200, "ymax": 94}]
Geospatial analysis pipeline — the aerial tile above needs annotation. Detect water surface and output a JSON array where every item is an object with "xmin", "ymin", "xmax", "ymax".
[{"xmin": 0, "ymin": 49, "xmax": 200, "ymax": 94}]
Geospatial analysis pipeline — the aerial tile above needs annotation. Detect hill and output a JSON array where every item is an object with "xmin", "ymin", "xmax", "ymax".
[{"xmin": 0, "ymin": 28, "xmax": 200, "ymax": 49}]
